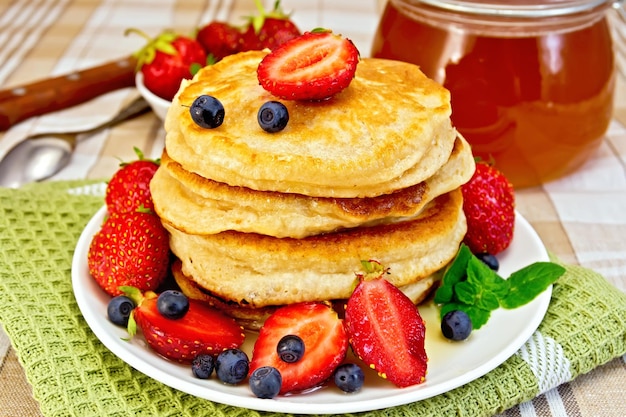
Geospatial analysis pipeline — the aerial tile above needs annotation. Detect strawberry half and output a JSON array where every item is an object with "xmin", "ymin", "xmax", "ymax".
[
  {"xmin": 257, "ymin": 29, "xmax": 359, "ymax": 101},
  {"xmin": 461, "ymin": 161, "xmax": 515, "ymax": 254},
  {"xmin": 344, "ymin": 261, "xmax": 427, "ymax": 388},
  {"xmin": 127, "ymin": 290, "xmax": 245, "ymax": 362},
  {"xmin": 87, "ymin": 210, "xmax": 170, "ymax": 297},
  {"xmin": 105, "ymin": 147, "xmax": 159, "ymax": 215},
  {"xmin": 249, "ymin": 302, "xmax": 348, "ymax": 394}
]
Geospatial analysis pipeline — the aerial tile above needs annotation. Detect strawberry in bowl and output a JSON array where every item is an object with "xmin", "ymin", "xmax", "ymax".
[{"xmin": 127, "ymin": 28, "xmax": 207, "ymax": 120}]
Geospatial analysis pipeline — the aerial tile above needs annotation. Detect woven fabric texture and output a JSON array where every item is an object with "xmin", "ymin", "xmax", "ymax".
[{"xmin": 0, "ymin": 180, "xmax": 624, "ymax": 417}]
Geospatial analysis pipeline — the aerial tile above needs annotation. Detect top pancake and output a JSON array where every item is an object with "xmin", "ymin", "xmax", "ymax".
[{"xmin": 165, "ymin": 50, "xmax": 457, "ymax": 198}]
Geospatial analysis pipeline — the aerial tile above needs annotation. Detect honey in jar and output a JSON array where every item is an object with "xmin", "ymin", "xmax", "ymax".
[{"xmin": 372, "ymin": 0, "xmax": 617, "ymax": 188}]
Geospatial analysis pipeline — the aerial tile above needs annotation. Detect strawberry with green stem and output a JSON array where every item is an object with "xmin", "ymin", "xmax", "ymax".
[
  {"xmin": 126, "ymin": 28, "xmax": 207, "ymax": 101},
  {"xmin": 240, "ymin": 0, "xmax": 301, "ymax": 51},
  {"xmin": 105, "ymin": 147, "xmax": 159, "ymax": 215},
  {"xmin": 87, "ymin": 208, "xmax": 170, "ymax": 297}
]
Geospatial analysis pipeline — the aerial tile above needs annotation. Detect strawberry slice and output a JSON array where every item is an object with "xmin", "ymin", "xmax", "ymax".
[
  {"xmin": 128, "ymin": 290, "xmax": 245, "ymax": 363},
  {"xmin": 344, "ymin": 262, "xmax": 428, "ymax": 387},
  {"xmin": 256, "ymin": 30, "xmax": 359, "ymax": 101},
  {"xmin": 249, "ymin": 302, "xmax": 348, "ymax": 394}
]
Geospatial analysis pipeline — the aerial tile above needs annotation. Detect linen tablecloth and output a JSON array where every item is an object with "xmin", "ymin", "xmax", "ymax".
[{"xmin": 1, "ymin": 1, "xmax": 625, "ymax": 416}]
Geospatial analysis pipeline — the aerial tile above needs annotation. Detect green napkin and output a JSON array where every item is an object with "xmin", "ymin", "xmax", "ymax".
[{"xmin": 0, "ymin": 180, "xmax": 625, "ymax": 417}]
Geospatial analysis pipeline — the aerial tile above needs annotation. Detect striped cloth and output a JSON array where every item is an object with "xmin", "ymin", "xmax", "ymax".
[{"xmin": 0, "ymin": 1, "xmax": 624, "ymax": 416}]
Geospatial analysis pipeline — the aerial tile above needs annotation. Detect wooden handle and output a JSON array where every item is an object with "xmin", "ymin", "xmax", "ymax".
[{"xmin": 0, "ymin": 56, "xmax": 137, "ymax": 131}]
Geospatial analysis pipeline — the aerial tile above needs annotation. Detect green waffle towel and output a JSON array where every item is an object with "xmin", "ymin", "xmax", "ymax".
[{"xmin": 0, "ymin": 180, "xmax": 625, "ymax": 417}]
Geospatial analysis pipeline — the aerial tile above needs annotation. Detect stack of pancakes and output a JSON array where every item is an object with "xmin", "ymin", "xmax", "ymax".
[{"xmin": 150, "ymin": 50, "xmax": 475, "ymax": 328}]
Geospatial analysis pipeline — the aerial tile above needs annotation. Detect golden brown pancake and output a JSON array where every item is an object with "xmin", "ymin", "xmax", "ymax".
[
  {"xmin": 171, "ymin": 260, "xmax": 276, "ymax": 330},
  {"xmin": 164, "ymin": 50, "xmax": 457, "ymax": 198},
  {"xmin": 172, "ymin": 259, "xmax": 439, "ymax": 330},
  {"xmin": 152, "ymin": 135, "xmax": 474, "ymax": 238},
  {"xmin": 163, "ymin": 189, "xmax": 466, "ymax": 308}
]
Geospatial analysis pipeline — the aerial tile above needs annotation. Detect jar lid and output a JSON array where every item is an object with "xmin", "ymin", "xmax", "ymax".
[{"xmin": 415, "ymin": 0, "xmax": 619, "ymax": 17}]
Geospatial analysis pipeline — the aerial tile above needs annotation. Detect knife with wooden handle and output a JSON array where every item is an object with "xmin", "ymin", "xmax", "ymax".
[{"xmin": 0, "ymin": 56, "xmax": 137, "ymax": 131}]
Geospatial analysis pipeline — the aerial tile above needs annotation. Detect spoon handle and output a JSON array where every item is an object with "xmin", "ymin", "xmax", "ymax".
[{"xmin": 0, "ymin": 56, "xmax": 137, "ymax": 131}]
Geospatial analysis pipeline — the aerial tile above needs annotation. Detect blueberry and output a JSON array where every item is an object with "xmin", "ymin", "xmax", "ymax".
[
  {"xmin": 191, "ymin": 354, "xmax": 215, "ymax": 379},
  {"xmin": 107, "ymin": 295, "xmax": 135, "ymax": 327},
  {"xmin": 249, "ymin": 366, "xmax": 282, "ymax": 399},
  {"xmin": 334, "ymin": 363, "xmax": 365, "ymax": 393},
  {"xmin": 190, "ymin": 95, "xmax": 225, "ymax": 129},
  {"xmin": 257, "ymin": 101, "xmax": 289, "ymax": 133},
  {"xmin": 441, "ymin": 310, "xmax": 472, "ymax": 341},
  {"xmin": 476, "ymin": 252, "xmax": 499, "ymax": 271},
  {"xmin": 215, "ymin": 349, "xmax": 249, "ymax": 385},
  {"xmin": 276, "ymin": 334, "xmax": 305, "ymax": 363},
  {"xmin": 157, "ymin": 290, "xmax": 189, "ymax": 320}
]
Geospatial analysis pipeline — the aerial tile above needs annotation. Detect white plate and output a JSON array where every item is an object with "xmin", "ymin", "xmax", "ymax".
[{"xmin": 72, "ymin": 207, "xmax": 551, "ymax": 414}]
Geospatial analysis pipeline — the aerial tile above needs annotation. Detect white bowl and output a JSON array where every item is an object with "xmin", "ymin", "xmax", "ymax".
[{"xmin": 135, "ymin": 72, "xmax": 171, "ymax": 121}]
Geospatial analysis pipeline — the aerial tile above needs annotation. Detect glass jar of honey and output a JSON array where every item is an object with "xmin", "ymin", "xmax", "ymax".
[{"xmin": 372, "ymin": 0, "xmax": 620, "ymax": 188}]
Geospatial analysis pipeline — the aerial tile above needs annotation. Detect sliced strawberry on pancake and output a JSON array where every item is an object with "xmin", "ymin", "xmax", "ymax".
[{"xmin": 256, "ymin": 29, "xmax": 359, "ymax": 101}]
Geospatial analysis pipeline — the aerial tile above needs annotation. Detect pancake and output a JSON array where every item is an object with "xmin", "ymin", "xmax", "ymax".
[
  {"xmin": 152, "ymin": 135, "xmax": 474, "ymax": 238},
  {"xmin": 172, "ymin": 259, "xmax": 440, "ymax": 330},
  {"xmin": 163, "ymin": 189, "xmax": 466, "ymax": 308},
  {"xmin": 164, "ymin": 50, "xmax": 457, "ymax": 198},
  {"xmin": 171, "ymin": 260, "xmax": 276, "ymax": 330}
]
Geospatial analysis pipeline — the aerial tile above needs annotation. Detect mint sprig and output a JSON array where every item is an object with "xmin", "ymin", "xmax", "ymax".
[{"xmin": 434, "ymin": 244, "xmax": 565, "ymax": 330}]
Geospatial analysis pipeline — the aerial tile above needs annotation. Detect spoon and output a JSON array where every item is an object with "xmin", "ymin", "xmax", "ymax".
[{"xmin": 0, "ymin": 96, "xmax": 151, "ymax": 188}]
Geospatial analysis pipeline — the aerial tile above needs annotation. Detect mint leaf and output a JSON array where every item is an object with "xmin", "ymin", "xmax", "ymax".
[
  {"xmin": 454, "ymin": 281, "xmax": 479, "ymax": 304},
  {"xmin": 434, "ymin": 284, "xmax": 454, "ymax": 305},
  {"xmin": 455, "ymin": 281, "xmax": 500, "ymax": 311},
  {"xmin": 434, "ymin": 245, "xmax": 472, "ymax": 304},
  {"xmin": 500, "ymin": 262, "xmax": 565, "ymax": 309},
  {"xmin": 435, "ymin": 244, "xmax": 564, "ymax": 331},
  {"xmin": 466, "ymin": 256, "xmax": 509, "ymax": 299}
]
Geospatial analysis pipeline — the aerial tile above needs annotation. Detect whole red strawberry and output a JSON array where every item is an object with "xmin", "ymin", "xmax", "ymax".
[
  {"xmin": 87, "ymin": 210, "xmax": 170, "ymax": 296},
  {"xmin": 249, "ymin": 301, "xmax": 348, "ymax": 394},
  {"xmin": 240, "ymin": 0, "xmax": 301, "ymax": 51},
  {"xmin": 461, "ymin": 161, "xmax": 515, "ymax": 254},
  {"xmin": 196, "ymin": 21, "xmax": 242, "ymax": 62},
  {"xmin": 126, "ymin": 289, "xmax": 245, "ymax": 363},
  {"xmin": 344, "ymin": 261, "xmax": 427, "ymax": 388},
  {"xmin": 257, "ymin": 29, "xmax": 359, "ymax": 101},
  {"xmin": 126, "ymin": 28, "xmax": 207, "ymax": 100},
  {"xmin": 105, "ymin": 147, "xmax": 159, "ymax": 215}
]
